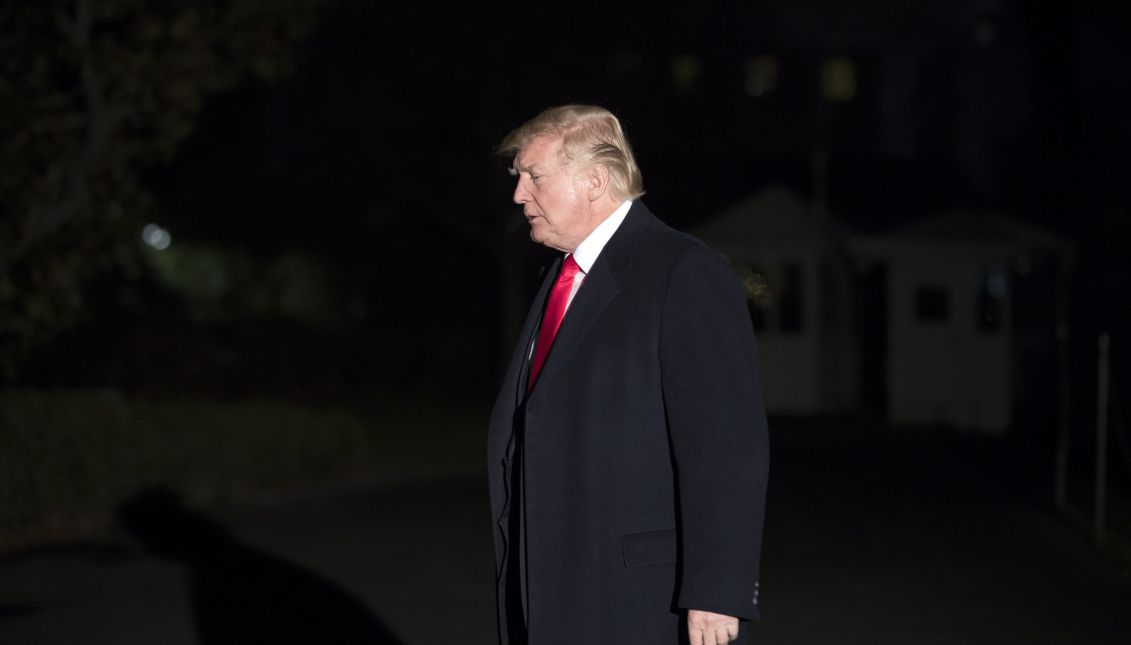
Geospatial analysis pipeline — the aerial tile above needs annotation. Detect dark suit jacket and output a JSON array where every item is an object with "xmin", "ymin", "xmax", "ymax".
[{"xmin": 487, "ymin": 201, "xmax": 770, "ymax": 645}]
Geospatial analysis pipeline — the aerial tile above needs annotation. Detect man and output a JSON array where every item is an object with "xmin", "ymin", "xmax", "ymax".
[{"xmin": 487, "ymin": 105, "xmax": 769, "ymax": 645}]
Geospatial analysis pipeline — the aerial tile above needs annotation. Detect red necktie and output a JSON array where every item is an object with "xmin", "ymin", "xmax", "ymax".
[{"xmin": 528, "ymin": 255, "xmax": 582, "ymax": 391}]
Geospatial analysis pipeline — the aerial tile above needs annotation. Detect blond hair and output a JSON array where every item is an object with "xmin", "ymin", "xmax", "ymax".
[{"xmin": 498, "ymin": 104, "xmax": 645, "ymax": 201}]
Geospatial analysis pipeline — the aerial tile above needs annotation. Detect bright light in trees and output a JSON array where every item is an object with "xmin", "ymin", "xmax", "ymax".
[{"xmin": 142, "ymin": 223, "xmax": 172, "ymax": 250}]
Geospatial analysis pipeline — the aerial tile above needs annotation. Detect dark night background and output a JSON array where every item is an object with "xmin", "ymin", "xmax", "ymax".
[{"xmin": 2, "ymin": 1, "xmax": 1131, "ymax": 643}]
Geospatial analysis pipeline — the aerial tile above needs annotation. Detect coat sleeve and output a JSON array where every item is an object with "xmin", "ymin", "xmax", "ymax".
[{"xmin": 660, "ymin": 244, "xmax": 770, "ymax": 620}]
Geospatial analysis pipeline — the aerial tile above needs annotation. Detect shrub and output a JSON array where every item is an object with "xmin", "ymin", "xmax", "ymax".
[{"xmin": 0, "ymin": 389, "xmax": 377, "ymax": 550}]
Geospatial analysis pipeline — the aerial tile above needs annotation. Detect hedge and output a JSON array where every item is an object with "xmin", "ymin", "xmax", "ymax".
[{"xmin": 0, "ymin": 388, "xmax": 379, "ymax": 551}]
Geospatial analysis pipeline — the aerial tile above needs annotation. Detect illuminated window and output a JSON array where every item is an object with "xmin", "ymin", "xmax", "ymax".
[
  {"xmin": 821, "ymin": 57, "xmax": 856, "ymax": 101},
  {"xmin": 745, "ymin": 55, "xmax": 779, "ymax": 97},
  {"xmin": 672, "ymin": 54, "xmax": 701, "ymax": 93}
]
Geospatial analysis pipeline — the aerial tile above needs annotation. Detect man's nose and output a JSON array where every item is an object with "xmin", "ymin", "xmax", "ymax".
[{"xmin": 513, "ymin": 180, "xmax": 530, "ymax": 204}]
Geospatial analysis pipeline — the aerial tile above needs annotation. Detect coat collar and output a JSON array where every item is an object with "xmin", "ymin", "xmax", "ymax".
[{"xmin": 526, "ymin": 201, "xmax": 657, "ymax": 396}]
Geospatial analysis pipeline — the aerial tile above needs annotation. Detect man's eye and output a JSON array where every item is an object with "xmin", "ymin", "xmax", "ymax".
[{"xmin": 530, "ymin": 175, "xmax": 541, "ymax": 183}]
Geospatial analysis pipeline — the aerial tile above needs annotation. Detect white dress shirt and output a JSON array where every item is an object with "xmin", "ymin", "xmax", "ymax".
[
  {"xmin": 525, "ymin": 201, "xmax": 633, "ymax": 364},
  {"xmin": 564, "ymin": 199, "xmax": 633, "ymax": 307}
]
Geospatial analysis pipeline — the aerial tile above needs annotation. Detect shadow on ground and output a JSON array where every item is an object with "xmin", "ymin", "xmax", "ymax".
[{"xmin": 116, "ymin": 487, "xmax": 403, "ymax": 645}]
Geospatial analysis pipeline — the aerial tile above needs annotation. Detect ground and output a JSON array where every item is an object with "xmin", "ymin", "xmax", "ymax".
[{"xmin": 2, "ymin": 419, "xmax": 1130, "ymax": 644}]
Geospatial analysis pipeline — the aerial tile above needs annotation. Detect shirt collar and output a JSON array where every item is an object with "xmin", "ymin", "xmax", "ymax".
[{"xmin": 569, "ymin": 200, "xmax": 632, "ymax": 274}]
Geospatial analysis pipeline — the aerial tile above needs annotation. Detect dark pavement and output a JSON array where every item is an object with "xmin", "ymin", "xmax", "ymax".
[{"xmin": 2, "ymin": 423, "xmax": 1130, "ymax": 644}]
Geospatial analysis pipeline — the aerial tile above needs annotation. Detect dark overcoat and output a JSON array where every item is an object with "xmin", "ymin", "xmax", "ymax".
[{"xmin": 487, "ymin": 202, "xmax": 770, "ymax": 644}]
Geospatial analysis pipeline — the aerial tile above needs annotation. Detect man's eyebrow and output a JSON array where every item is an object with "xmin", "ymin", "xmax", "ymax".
[{"xmin": 508, "ymin": 162, "xmax": 541, "ymax": 176}]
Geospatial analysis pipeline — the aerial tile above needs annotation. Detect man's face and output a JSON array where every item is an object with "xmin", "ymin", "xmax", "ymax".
[{"xmin": 511, "ymin": 134, "xmax": 594, "ymax": 253}]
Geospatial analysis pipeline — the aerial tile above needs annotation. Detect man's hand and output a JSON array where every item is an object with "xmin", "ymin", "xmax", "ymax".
[{"xmin": 688, "ymin": 609, "xmax": 739, "ymax": 645}]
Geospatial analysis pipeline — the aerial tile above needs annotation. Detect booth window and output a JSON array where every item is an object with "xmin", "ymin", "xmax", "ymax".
[
  {"xmin": 779, "ymin": 263, "xmax": 804, "ymax": 332},
  {"xmin": 977, "ymin": 266, "xmax": 1007, "ymax": 332},
  {"xmin": 914, "ymin": 285, "xmax": 949, "ymax": 322}
]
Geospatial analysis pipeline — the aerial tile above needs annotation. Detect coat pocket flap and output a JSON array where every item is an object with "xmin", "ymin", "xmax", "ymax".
[{"xmin": 621, "ymin": 527, "xmax": 677, "ymax": 568}]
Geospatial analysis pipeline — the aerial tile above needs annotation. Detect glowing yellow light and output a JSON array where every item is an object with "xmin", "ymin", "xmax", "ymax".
[
  {"xmin": 672, "ymin": 54, "xmax": 701, "ymax": 92},
  {"xmin": 821, "ymin": 57, "xmax": 857, "ymax": 101}
]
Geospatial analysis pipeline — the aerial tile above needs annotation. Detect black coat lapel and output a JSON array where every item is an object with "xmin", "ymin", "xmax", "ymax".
[{"xmin": 512, "ymin": 256, "xmax": 561, "ymax": 403}]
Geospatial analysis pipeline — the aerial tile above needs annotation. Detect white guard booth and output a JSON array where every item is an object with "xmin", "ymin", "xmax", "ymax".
[
  {"xmin": 694, "ymin": 185, "xmax": 859, "ymax": 416},
  {"xmin": 850, "ymin": 211, "xmax": 1071, "ymax": 434}
]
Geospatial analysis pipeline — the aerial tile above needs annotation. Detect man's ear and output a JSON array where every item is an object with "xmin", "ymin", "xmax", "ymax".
[{"xmin": 586, "ymin": 164, "xmax": 610, "ymax": 201}]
